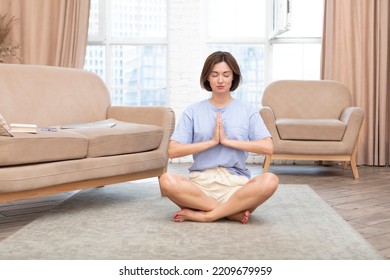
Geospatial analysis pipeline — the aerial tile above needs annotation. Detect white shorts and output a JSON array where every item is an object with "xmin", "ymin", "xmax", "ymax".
[{"xmin": 188, "ymin": 167, "xmax": 249, "ymax": 204}]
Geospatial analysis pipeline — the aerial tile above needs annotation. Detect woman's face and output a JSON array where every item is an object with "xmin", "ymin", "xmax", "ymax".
[{"xmin": 208, "ymin": 61, "xmax": 234, "ymax": 94}]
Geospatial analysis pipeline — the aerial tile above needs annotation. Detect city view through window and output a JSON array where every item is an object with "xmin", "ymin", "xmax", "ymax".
[
  {"xmin": 84, "ymin": 0, "xmax": 167, "ymax": 106},
  {"xmin": 84, "ymin": 0, "xmax": 323, "ymax": 107}
]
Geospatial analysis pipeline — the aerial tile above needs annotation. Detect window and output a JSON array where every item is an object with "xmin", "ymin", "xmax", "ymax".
[
  {"xmin": 84, "ymin": 0, "xmax": 167, "ymax": 106},
  {"xmin": 84, "ymin": 0, "xmax": 324, "ymax": 108},
  {"xmin": 270, "ymin": 0, "xmax": 324, "ymax": 80},
  {"xmin": 206, "ymin": 0, "xmax": 324, "ymax": 107},
  {"xmin": 270, "ymin": 0, "xmax": 291, "ymax": 38},
  {"xmin": 207, "ymin": 0, "xmax": 267, "ymax": 107}
]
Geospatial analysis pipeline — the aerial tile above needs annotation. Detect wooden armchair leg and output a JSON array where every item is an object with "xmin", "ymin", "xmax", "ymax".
[
  {"xmin": 350, "ymin": 139, "xmax": 360, "ymax": 179},
  {"xmin": 263, "ymin": 155, "xmax": 272, "ymax": 173}
]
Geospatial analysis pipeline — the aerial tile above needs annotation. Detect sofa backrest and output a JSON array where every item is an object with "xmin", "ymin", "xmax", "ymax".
[
  {"xmin": 0, "ymin": 64, "xmax": 111, "ymax": 126},
  {"xmin": 262, "ymin": 80, "xmax": 352, "ymax": 119}
]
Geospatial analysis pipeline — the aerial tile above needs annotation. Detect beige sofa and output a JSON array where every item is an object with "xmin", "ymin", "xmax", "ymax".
[{"xmin": 0, "ymin": 63, "xmax": 175, "ymax": 202}]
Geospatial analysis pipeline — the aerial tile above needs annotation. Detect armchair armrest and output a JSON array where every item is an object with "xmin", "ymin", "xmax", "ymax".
[{"xmin": 260, "ymin": 106, "xmax": 281, "ymax": 141}]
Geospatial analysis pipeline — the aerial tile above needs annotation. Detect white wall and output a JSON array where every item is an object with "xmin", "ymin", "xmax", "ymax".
[
  {"xmin": 168, "ymin": 0, "xmax": 203, "ymax": 163},
  {"xmin": 168, "ymin": 0, "xmax": 204, "ymax": 119}
]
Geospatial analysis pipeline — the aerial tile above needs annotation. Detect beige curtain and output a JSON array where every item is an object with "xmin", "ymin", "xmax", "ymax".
[
  {"xmin": 0, "ymin": 0, "xmax": 90, "ymax": 68},
  {"xmin": 321, "ymin": 0, "xmax": 390, "ymax": 166}
]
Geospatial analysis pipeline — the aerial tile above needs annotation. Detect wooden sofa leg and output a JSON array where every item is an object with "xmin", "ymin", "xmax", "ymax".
[
  {"xmin": 350, "ymin": 159, "xmax": 359, "ymax": 179},
  {"xmin": 263, "ymin": 155, "xmax": 272, "ymax": 173}
]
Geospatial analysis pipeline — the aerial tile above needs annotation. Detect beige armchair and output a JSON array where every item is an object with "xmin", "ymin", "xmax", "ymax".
[{"xmin": 260, "ymin": 80, "xmax": 364, "ymax": 179}]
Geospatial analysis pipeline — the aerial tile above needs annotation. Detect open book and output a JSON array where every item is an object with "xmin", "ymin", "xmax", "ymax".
[
  {"xmin": 10, "ymin": 123, "xmax": 38, "ymax": 134},
  {"xmin": 61, "ymin": 121, "xmax": 116, "ymax": 129}
]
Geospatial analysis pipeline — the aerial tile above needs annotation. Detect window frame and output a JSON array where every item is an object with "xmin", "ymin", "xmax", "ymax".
[
  {"xmin": 86, "ymin": 0, "xmax": 168, "ymax": 106},
  {"xmin": 202, "ymin": 0, "xmax": 273, "ymax": 104},
  {"xmin": 268, "ymin": 0, "xmax": 323, "ymax": 80},
  {"xmin": 201, "ymin": 0, "xmax": 323, "ymax": 105}
]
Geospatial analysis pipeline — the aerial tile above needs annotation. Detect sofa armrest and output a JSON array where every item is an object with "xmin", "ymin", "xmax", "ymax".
[
  {"xmin": 260, "ymin": 106, "xmax": 281, "ymax": 141},
  {"xmin": 107, "ymin": 106, "xmax": 175, "ymax": 157},
  {"xmin": 339, "ymin": 107, "xmax": 364, "ymax": 151}
]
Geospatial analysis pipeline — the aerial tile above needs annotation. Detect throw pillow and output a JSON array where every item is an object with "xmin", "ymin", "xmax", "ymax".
[{"xmin": 0, "ymin": 113, "xmax": 14, "ymax": 137}]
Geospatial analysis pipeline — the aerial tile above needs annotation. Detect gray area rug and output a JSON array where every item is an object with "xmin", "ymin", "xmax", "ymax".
[{"xmin": 0, "ymin": 182, "xmax": 382, "ymax": 260}]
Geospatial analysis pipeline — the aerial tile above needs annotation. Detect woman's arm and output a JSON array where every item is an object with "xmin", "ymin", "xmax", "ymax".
[
  {"xmin": 168, "ymin": 140, "xmax": 217, "ymax": 159},
  {"xmin": 220, "ymin": 137, "xmax": 274, "ymax": 155},
  {"xmin": 169, "ymin": 111, "xmax": 273, "ymax": 158},
  {"xmin": 218, "ymin": 112, "xmax": 274, "ymax": 155},
  {"xmin": 168, "ymin": 118, "xmax": 220, "ymax": 159}
]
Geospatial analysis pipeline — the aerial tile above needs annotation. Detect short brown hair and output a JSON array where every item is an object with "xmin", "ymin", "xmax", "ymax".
[{"xmin": 200, "ymin": 51, "xmax": 242, "ymax": 92}]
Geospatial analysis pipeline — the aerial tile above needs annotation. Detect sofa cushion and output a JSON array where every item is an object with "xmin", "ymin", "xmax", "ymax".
[
  {"xmin": 0, "ymin": 130, "xmax": 88, "ymax": 166},
  {"xmin": 276, "ymin": 118, "xmax": 347, "ymax": 141},
  {"xmin": 64, "ymin": 119, "xmax": 164, "ymax": 158}
]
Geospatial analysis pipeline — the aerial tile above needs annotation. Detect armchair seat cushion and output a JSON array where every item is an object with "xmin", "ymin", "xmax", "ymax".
[{"xmin": 276, "ymin": 118, "xmax": 347, "ymax": 141}]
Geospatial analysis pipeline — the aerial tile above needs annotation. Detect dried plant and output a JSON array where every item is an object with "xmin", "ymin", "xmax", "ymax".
[{"xmin": 0, "ymin": 14, "xmax": 21, "ymax": 63}]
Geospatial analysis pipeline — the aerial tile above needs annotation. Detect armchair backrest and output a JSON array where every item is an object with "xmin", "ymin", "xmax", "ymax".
[{"xmin": 262, "ymin": 80, "xmax": 352, "ymax": 119}]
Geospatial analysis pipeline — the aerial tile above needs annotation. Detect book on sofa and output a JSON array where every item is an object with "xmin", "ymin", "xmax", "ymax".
[
  {"xmin": 10, "ymin": 123, "xmax": 38, "ymax": 134},
  {"xmin": 61, "ymin": 121, "xmax": 116, "ymax": 129}
]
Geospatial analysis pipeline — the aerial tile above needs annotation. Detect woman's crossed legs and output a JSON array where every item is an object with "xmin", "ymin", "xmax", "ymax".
[{"xmin": 159, "ymin": 170, "xmax": 279, "ymax": 224}]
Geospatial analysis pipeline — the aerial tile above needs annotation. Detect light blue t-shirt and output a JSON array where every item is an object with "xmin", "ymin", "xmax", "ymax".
[{"xmin": 171, "ymin": 99, "xmax": 271, "ymax": 178}]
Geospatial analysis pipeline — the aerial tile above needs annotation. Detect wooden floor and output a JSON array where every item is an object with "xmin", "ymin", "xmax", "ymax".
[{"xmin": 0, "ymin": 163, "xmax": 389, "ymax": 259}]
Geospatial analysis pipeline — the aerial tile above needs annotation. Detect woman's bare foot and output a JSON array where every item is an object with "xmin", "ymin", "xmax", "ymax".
[
  {"xmin": 227, "ymin": 210, "xmax": 250, "ymax": 224},
  {"xmin": 174, "ymin": 209, "xmax": 210, "ymax": 222},
  {"xmin": 174, "ymin": 209, "xmax": 250, "ymax": 224}
]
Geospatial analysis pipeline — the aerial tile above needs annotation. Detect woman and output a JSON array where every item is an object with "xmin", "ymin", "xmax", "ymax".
[{"xmin": 159, "ymin": 51, "xmax": 278, "ymax": 224}]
